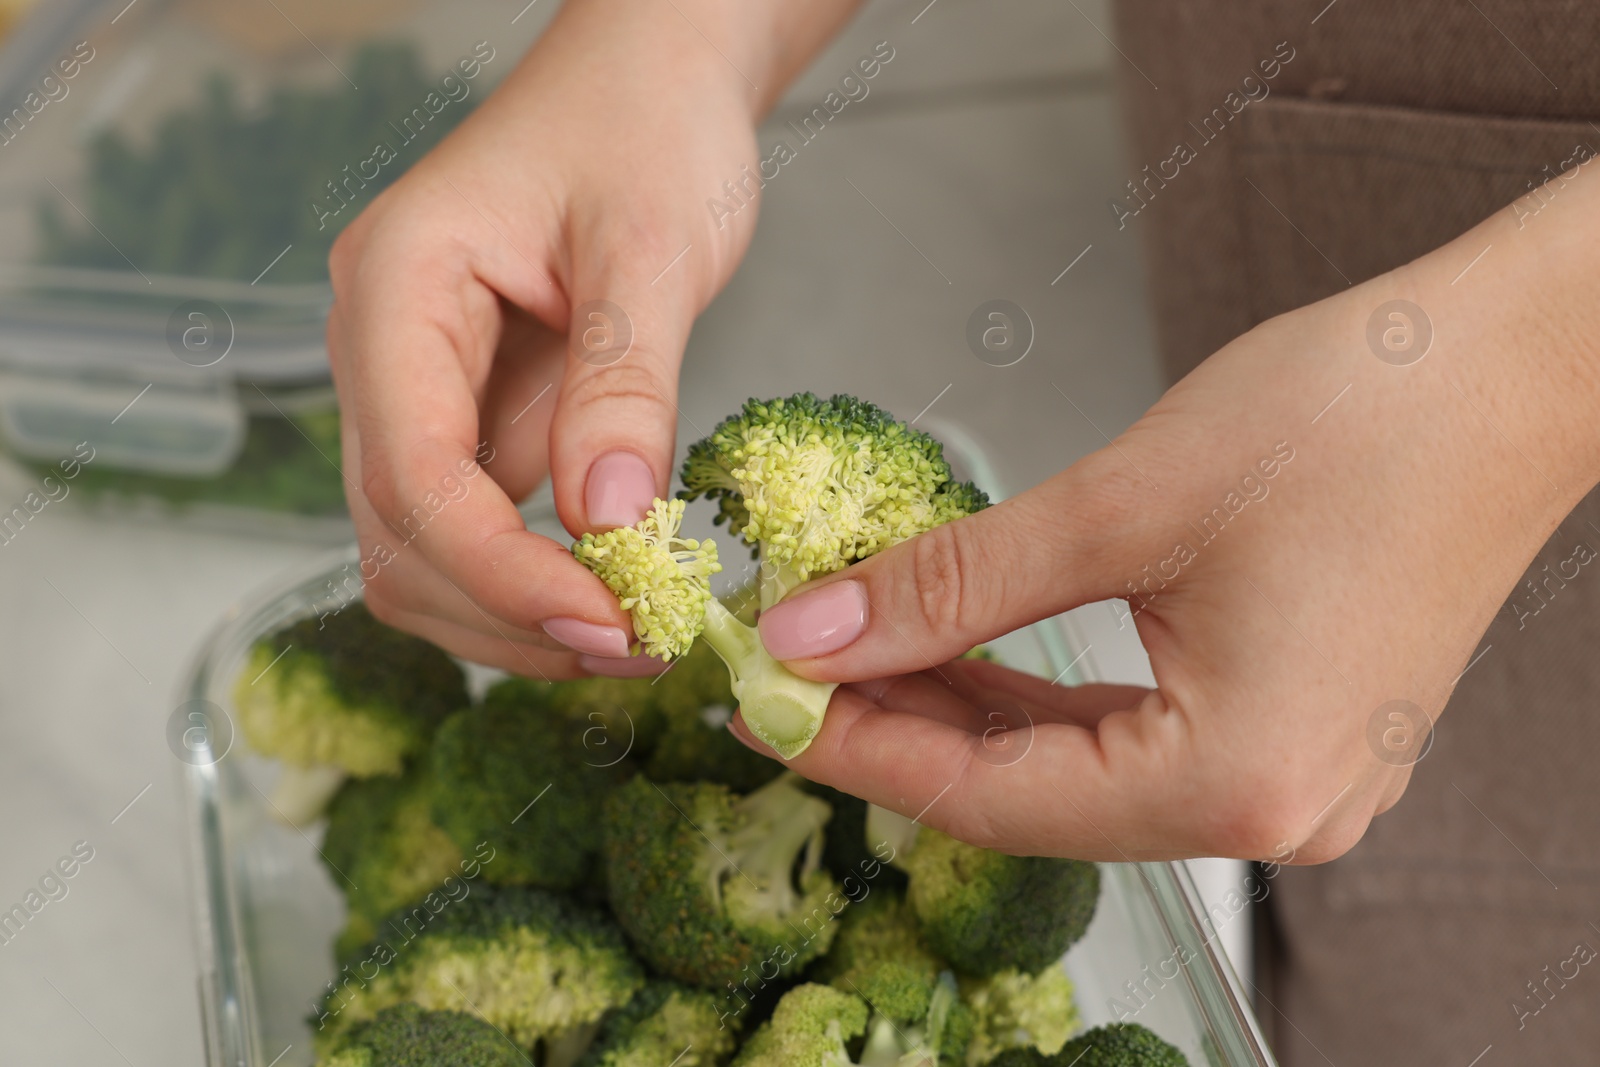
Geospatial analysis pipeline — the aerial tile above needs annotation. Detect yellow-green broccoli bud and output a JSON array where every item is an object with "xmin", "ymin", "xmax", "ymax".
[
  {"xmin": 681, "ymin": 393, "xmax": 988, "ymax": 593},
  {"xmin": 732, "ymin": 984, "xmax": 869, "ymax": 1067},
  {"xmin": 573, "ymin": 498, "xmax": 721, "ymax": 661},
  {"xmin": 961, "ymin": 966, "xmax": 1079, "ymax": 1065}
]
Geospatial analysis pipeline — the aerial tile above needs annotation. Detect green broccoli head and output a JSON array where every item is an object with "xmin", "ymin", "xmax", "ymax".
[
  {"xmin": 233, "ymin": 604, "xmax": 467, "ymax": 776},
  {"xmin": 429, "ymin": 695, "xmax": 633, "ymax": 891},
  {"xmin": 576, "ymin": 980, "xmax": 740, "ymax": 1067},
  {"xmin": 814, "ymin": 891, "xmax": 944, "ymax": 1024},
  {"xmin": 900, "ymin": 830, "xmax": 1099, "ymax": 977},
  {"xmin": 961, "ymin": 966, "xmax": 1079, "ymax": 1064},
  {"xmin": 602, "ymin": 773, "xmax": 840, "ymax": 987},
  {"xmin": 1055, "ymin": 1024, "xmax": 1190, "ymax": 1067},
  {"xmin": 680, "ymin": 393, "xmax": 989, "ymax": 589},
  {"xmin": 321, "ymin": 767, "xmax": 464, "ymax": 960},
  {"xmin": 573, "ymin": 497, "xmax": 722, "ymax": 661},
  {"xmin": 320, "ymin": 1003, "xmax": 526, "ymax": 1067},
  {"xmin": 314, "ymin": 885, "xmax": 643, "ymax": 1057},
  {"xmin": 731, "ymin": 984, "xmax": 869, "ymax": 1067}
]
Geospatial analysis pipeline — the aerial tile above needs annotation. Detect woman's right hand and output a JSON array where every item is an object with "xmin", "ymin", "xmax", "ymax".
[{"xmin": 326, "ymin": 0, "xmax": 858, "ymax": 678}]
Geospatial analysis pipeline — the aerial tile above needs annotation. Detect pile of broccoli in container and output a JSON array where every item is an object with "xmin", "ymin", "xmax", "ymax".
[{"xmin": 232, "ymin": 394, "xmax": 1192, "ymax": 1067}]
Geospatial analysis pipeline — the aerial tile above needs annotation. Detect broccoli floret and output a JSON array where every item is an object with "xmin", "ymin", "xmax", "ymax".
[
  {"xmin": 232, "ymin": 604, "xmax": 467, "ymax": 824},
  {"xmin": 486, "ymin": 641, "xmax": 777, "ymax": 790},
  {"xmin": 1054, "ymin": 1024, "xmax": 1190, "ymax": 1067},
  {"xmin": 574, "ymin": 497, "xmax": 722, "ymax": 661},
  {"xmin": 314, "ymin": 885, "xmax": 643, "ymax": 1058},
  {"xmin": 602, "ymin": 772, "xmax": 840, "ymax": 987},
  {"xmin": 576, "ymin": 394, "xmax": 989, "ymax": 760},
  {"xmin": 814, "ymin": 891, "xmax": 944, "ymax": 1024},
  {"xmin": 683, "ymin": 394, "xmax": 989, "ymax": 758},
  {"xmin": 856, "ymin": 973, "xmax": 972, "ymax": 1067},
  {"xmin": 576, "ymin": 980, "xmax": 740, "ymax": 1067},
  {"xmin": 732, "ymin": 984, "xmax": 869, "ymax": 1067},
  {"xmin": 898, "ymin": 830, "xmax": 1099, "ymax": 978},
  {"xmin": 321, "ymin": 768, "xmax": 464, "ymax": 960},
  {"xmin": 644, "ymin": 642, "xmax": 784, "ymax": 791},
  {"xmin": 429, "ymin": 695, "xmax": 633, "ymax": 890},
  {"xmin": 319, "ymin": 1003, "xmax": 525, "ymax": 1067},
  {"xmin": 486, "ymin": 671, "xmax": 667, "ymax": 764},
  {"xmin": 961, "ymin": 967, "xmax": 1079, "ymax": 1065},
  {"xmin": 731, "ymin": 980, "xmax": 967, "ymax": 1067}
]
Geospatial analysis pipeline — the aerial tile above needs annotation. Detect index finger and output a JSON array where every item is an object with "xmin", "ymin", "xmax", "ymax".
[{"xmin": 328, "ymin": 219, "xmax": 632, "ymax": 641}]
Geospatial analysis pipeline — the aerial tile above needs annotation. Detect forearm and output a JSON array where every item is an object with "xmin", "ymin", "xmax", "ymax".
[
  {"xmin": 1392, "ymin": 164, "xmax": 1600, "ymax": 498},
  {"xmin": 528, "ymin": 0, "xmax": 866, "ymax": 119}
]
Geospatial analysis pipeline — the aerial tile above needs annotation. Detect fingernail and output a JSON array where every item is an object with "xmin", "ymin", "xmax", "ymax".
[
  {"xmin": 579, "ymin": 652, "xmax": 670, "ymax": 677},
  {"xmin": 543, "ymin": 617, "xmax": 631, "ymax": 658},
  {"xmin": 585, "ymin": 451, "xmax": 657, "ymax": 528},
  {"xmin": 759, "ymin": 580, "xmax": 868, "ymax": 661}
]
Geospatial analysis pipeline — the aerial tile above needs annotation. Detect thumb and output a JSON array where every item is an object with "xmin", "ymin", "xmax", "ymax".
[
  {"xmin": 548, "ymin": 257, "xmax": 698, "ymax": 537},
  {"xmin": 756, "ymin": 457, "xmax": 1163, "ymax": 681}
]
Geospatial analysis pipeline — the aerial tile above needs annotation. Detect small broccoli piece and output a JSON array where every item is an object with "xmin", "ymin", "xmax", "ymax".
[
  {"xmin": 961, "ymin": 967, "xmax": 1079, "ymax": 1065},
  {"xmin": 1054, "ymin": 1024, "xmax": 1190, "ymax": 1067},
  {"xmin": 898, "ymin": 830, "xmax": 1099, "ymax": 978},
  {"xmin": 574, "ymin": 497, "xmax": 722, "ymax": 661},
  {"xmin": 314, "ymin": 886, "xmax": 643, "ymax": 1057},
  {"xmin": 232, "ymin": 604, "xmax": 468, "ymax": 825},
  {"xmin": 732, "ymin": 984, "xmax": 869, "ymax": 1067},
  {"xmin": 856, "ymin": 973, "xmax": 972, "ymax": 1067},
  {"xmin": 321, "ymin": 768, "xmax": 464, "ymax": 960},
  {"xmin": 814, "ymin": 891, "xmax": 943, "ymax": 1024},
  {"xmin": 576, "ymin": 980, "xmax": 740, "ymax": 1067},
  {"xmin": 430, "ymin": 694, "xmax": 633, "ymax": 891},
  {"xmin": 645, "ymin": 642, "xmax": 784, "ymax": 791},
  {"xmin": 602, "ymin": 772, "xmax": 839, "ymax": 987},
  {"xmin": 680, "ymin": 394, "xmax": 990, "ymax": 759},
  {"xmin": 319, "ymin": 1003, "xmax": 525, "ymax": 1067},
  {"xmin": 579, "ymin": 394, "xmax": 989, "ymax": 760}
]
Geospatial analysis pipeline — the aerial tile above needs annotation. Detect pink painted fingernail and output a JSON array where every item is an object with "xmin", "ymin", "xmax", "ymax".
[
  {"xmin": 543, "ymin": 617, "xmax": 631, "ymax": 658},
  {"xmin": 579, "ymin": 652, "xmax": 670, "ymax": 677},
  {"xmin": 759, "ymin": 580, "xmax": 868, "ymax": 661},
  {"xmin": 585, "ymin": 451, "xmax": 657, "ymax": 528}
]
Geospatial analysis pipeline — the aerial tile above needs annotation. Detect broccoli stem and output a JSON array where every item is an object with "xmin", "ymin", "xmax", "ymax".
[
  {"xmin": 865, "ymin": 804, "xmax": 922, "ymax": 865},
  {"xmin": 725, "ymin": 774, "xmax": 831, "ymax": 912},
  {"xmin": 269, "ymin": 762, "xmax": 348, "ymax": 827},
  {"xmin": 700, "ymin": 598, "xmax": 837, "ymax": 760}
]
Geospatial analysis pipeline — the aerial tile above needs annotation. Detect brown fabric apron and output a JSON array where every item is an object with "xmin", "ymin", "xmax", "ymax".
[{"xmin": 1111, "ymin": 2, "xmax": 1600, "ymax": 1063}]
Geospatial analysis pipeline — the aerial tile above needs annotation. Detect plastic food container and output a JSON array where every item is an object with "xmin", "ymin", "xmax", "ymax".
[
  {"xmin": 0, "ymin": 0, "xmax": 540, "ymax": 537},
  {"xmin": 176, "ymin": 494, "xmax": 1278, "ymax": 1067}
]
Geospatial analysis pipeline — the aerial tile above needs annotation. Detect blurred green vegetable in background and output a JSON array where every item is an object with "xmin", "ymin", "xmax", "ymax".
[{"xmin": 37, "ymin": 42, "xmax": 474, "ymax": 282}]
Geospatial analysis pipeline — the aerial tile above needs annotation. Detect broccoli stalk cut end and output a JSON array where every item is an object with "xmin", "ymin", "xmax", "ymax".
[{"xmin": 700, "ymin": 597, "xmax": 838, "ymax": 760}]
